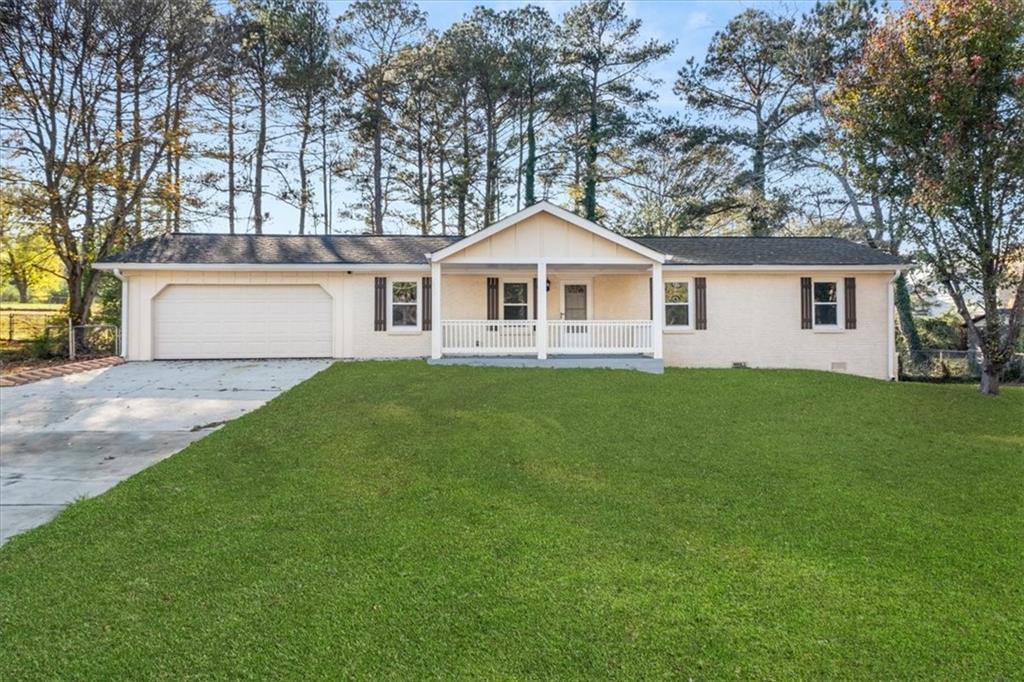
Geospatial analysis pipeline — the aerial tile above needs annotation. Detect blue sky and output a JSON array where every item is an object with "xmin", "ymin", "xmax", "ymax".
[{"xmin": 234, "ymin": 1, "xmax": 826, "ymax": 234}]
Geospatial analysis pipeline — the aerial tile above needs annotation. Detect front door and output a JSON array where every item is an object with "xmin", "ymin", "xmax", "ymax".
[
  {"xmin": 562, "ymin": 283, "xmax": 590, "ymax": 347},
  {"xmin": 564, "ymin": 284, "xmax": 588, "ymax": 321}
]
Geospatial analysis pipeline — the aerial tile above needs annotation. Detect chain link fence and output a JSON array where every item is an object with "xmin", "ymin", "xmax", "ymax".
[
  {"xmin": 900, "ymin": 349, "xmax": 1024, "ymax": 383},
  {"xmin": 1, "ymin": 311, "xmax": 119, "ymax": 361},
  {"xmin": 69, "ymin": 324, "xmax": 120, "ymax": 359}
]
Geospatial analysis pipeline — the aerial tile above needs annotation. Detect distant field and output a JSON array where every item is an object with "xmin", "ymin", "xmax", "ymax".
[
  {"xmin": 0, "ymin": 306, "xmax": 65, "ymax": 341},
  {"xmin": 0, "ymin": 303, "xmax": 65, "ymax": 312}
]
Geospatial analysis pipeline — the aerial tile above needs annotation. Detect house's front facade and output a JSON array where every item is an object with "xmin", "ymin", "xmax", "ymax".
[{"xmin": 95, "ymin": 202, "xmax": 906, "ymax": 379}]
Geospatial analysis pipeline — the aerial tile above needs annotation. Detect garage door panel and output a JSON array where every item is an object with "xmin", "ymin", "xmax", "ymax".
[{"xmin": 153, "ymin": 285, "xmax": 333, "ymax": 359}]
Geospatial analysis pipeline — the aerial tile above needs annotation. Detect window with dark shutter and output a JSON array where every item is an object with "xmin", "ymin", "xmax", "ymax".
[
  {"xmin": 422, "ymin": 277, "xmax": 432, "ymax": 331},
  {"xmin": 695, "ymin": 277, "xmax": 707, "ymax": 330},
  {"xmin": 800, "ymin": 277, "xmax": 813, "ymax": 329},
  {"xmin": 486, "ymin": 277, "xmax": 499, "ymax": 320},
  {"xmin": 374, "ymin": 277, "xmax": 387, "ymax": 331},
  {"xmin": 844, "ymin": 277, "xmax": 857, "ymax": 329}
]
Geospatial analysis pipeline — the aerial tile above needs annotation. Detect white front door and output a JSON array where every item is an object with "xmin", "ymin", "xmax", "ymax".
[
  {"xmin": 563, "ymin": 283, "xmax": 588, "ymax": 321},
  {"xmin": 561, "ymin": 283, "xmax": 591, "ymax": 350}
]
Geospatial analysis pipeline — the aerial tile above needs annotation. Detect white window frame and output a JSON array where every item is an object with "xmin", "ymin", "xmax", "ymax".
[
  {"xmin": 500, "ymin": 279, "xmax": 532, "ymax": 321},
  {"xmin": 812, "ymin": 279, "xmax": 844, "ymax": 331},
  {"xmin": 664, "ymin": 278, "xmax": 694, "ymax": 331},
  {"xmin": 388, "ymin": 278, "xmax": 421, "ymax": 333}
]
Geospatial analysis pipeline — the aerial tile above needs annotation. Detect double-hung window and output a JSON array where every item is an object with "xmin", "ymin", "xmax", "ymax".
[
  {"xmin": 390, "ymin": 280, "xmax": 419, "ymax": 329},
  {"xmin": 502, "ymin": 282, "xmax": 529, "ymax": 320},
  {"xmin": 665, "ymin": 280, "xmax": 691, "ymax": 328},
  {"xmin": 813, "ymin": 281, "xmax": 839, "ymax": 328}
]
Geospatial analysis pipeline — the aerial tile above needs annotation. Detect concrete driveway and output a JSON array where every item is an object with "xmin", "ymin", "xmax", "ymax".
[{"xmin": 0, "ymin": 359, "xmax": 333, "ymax": 545}]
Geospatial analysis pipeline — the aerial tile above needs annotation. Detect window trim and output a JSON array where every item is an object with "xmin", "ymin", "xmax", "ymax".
[
  {"xmin": 387, "ymin": 277, "xmax": 421, "ymax": 333},
  {"xmin": 812, "ymin": 278, "xmax": 844, "ymax": 332},
  {"xmin": 664, "ymin": 277, "xmax": 694, "ymax": 331},
  {"xmin": 500, "ymin": 278, "xmax": 531, "ymax": 321}
]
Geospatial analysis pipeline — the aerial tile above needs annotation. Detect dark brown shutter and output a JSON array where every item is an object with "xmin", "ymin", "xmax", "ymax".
[
  {"xmin": 695, "ymin": 277, "xmax": 707, "ymax": 330},
  {"xmin": 649, "ymin": 277, "xmax": 653, "ymax": 320},
  {"xmin": 800, "ymin": 277, "xmax": 813, "ymax": 329},
  {"xmin": 421, "ymin": 277, "xmax": 432, "ymax": 331},
  {"xmin": 844, "ymin": 277, "xmax": 857, "ymax": 329},
  {"xmin": 486, "ymin": 277, "xmax": 499, "ymax": 320},
  {"xmin": 532, "ymin": 278, "xmax": 538, "ymax": 319},
  {"xmin": 374, "ymin": 277, "xmax": 387, "ymax": 331}
]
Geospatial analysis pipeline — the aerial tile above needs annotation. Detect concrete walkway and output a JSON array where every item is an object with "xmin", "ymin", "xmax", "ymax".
[{"xmin": 0, "ymin": 359, "xmax": 333, "ymax": 545}]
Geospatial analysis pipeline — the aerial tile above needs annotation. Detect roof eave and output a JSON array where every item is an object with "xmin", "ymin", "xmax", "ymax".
[{"xmin": 92, "ymin": 262, "xmax": 431, "ymax": 271}]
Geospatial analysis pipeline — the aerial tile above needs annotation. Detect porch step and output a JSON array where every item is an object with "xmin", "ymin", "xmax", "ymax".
[{"xmin": 427, "ymin": 355, "xmax": 664, "ymax": 374}]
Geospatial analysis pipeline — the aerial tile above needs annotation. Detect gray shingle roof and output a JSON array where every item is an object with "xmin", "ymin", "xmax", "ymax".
[
  {"xmin": 100, "ymin": 233, "xmax": 461, "ymax": 265},
  {"xmin": 99, "ymin": 233, "xmax": 903, "ymax": 267},
  {"xmin": 633, "ymin": 236, "xmax": 904, "ymax": 266}
]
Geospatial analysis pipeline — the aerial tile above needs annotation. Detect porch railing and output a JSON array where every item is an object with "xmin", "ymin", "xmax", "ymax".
[
  {"xmin": 440, "ymin": 319, "xmax": 653, "ymax": 356},
  {"xmin": 548, "ymin": 320, "xmax": 653, "ymax": 355},
  {"xmin": 441, "ymin": 320, "xmax": 537, "ymax": 354}
]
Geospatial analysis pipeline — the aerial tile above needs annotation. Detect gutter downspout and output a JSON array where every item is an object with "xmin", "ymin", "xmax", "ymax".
[
  {"xmin": 112, "ymin": 268, "xmax": 128, "ymax": 359},
  {"xmin": 887, "ymin": 270, "xmax": 898, "ymax": 381}
]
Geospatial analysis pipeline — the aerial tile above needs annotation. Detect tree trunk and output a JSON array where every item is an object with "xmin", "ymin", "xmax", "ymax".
[
  {"xmin": 15, "ymin": 279, "xmax": 29, "ymax": 303},
  {"xmin": 483, "ymin": 102, "xmax": 498, "ymax": 225},
  {"xmin": 439, "ymin": 145, "xmax": 447, "ymax": 236},
  {"xmin": 372, "ymin": 103, "xmax": 384, "ymax": 234},
  {"xmin": 227, "ymin": 82, "xmax": 236, "ymax": 235},
  {"xmin": 164, "ymin": 42, "xmax": 172, "ymax": 234},
  {"xmin": 750, "ymin": 124, "xmax": 768, "ymax": 236},
  {"xmin": 457, "ymin": 108, "xmax": 469, "ymax": 236},
  {"xmin": 254, "ymin": 71, "xmax": 267, "ymax": 234},
  {"xmin": 980, "ymin": 364, "xmax": 1001, "ymax": 396},
  {"xmin": 894, "ymin": 273, "xmax": 923, "ymax": 357},
  {"xmin": 321, "ymin": 96, "xmax": 330, "ymax": 235},
  {"xmin": 525, "ymin": 100, "xmax": 536, "ymax": 206},
  {"xmin": 131, "ymin": 53, "xmax": 143, "ymax": 241},
  {"xmin": 114, "ymin": 53, "xmax": 126, "ymax": 245},
  {"xmin": 297, "ymin": 108, "xmax": 311, "ymax": 235},
  {"xmin": 583, "ymin": 85, "xmax": 599, "ymax": 221}
]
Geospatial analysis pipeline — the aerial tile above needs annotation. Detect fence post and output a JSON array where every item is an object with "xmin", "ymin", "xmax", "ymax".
[
  {"xmin": 7, "ymin": 313, "xmax": 12, "ymax": 343},
  {"xmin": 68, "ymin": 317, "xmax": 75, "ymax": 360}
]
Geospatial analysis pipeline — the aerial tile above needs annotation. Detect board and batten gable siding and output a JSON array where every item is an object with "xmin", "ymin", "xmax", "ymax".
[{"xmin": 442, "ymin": 212, "xmax": 652, "ymax": 264}]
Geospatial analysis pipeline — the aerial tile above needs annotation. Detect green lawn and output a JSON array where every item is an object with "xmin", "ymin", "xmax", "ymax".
[{"xmin": 2, "ymin": 363, "xmax": 1022, "ymax": 679}]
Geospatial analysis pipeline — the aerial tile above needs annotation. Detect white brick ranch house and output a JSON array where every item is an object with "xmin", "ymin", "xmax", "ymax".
[{"xmin": 94, "ymin": 202, "xmax": 907, "ymax": 379}]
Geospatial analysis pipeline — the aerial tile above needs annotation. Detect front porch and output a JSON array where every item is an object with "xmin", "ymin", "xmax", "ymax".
[
  {"xmin": 428, "ymin": 262, "xmax": 665, "ymax": 362},
  {"xmin": 425, "ymin": 201, "xmax": 668, "ymax": 365},
  {"xmin": 427, "ymin": 353, "xmax": 664, "ymax": 374}
]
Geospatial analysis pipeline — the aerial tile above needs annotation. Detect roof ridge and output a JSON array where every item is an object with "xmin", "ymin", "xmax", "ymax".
[
  {"xmin": 162, "ymin": 232, "xmax": 460, "ymax": 238},
  {"xmin": 634, "ymin": 235, "xmax": 851, "ymax": 240}
]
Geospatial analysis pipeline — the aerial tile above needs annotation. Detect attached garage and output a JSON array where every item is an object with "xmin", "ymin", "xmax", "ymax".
[{"xmin": 152, "ymin": 284, "xmax": 333, "ymax": 359}]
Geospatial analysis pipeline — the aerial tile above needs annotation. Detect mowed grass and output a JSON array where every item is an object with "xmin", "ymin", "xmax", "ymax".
[{"xmin": 1, "ymin": 363, "xmax": 1021, "ymax": 679}]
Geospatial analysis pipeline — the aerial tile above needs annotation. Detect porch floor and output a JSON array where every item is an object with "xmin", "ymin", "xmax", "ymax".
[{"xmin": 427, "ymin": 355, "xmax": 664, "ymax": 374}]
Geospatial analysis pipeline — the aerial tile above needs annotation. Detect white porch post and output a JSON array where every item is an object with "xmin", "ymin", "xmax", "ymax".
[
  {"xmin": 536, "ymin": 260, "xmax": 548, "ymax": 359},
  {"xmin": 652, "ymin": 262, "xmax": 664, "ymax": 360},
  {"xmin": 431, "ymin": 261, "xmax": 442, "ymax": 359}
]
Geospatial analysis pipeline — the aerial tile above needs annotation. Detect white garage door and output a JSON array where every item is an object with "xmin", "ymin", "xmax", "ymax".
[{"xmin": 153, "ymin": 285, "xmax": 333, "ymax": 359}]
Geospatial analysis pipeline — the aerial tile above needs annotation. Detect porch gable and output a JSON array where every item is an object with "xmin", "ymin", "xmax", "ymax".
[{"xmin": 429, "ymin": 202, "xmax": 665, "ymax": 265}]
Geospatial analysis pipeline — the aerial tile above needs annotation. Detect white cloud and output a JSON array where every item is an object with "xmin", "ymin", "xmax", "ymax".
[{"xmin": 685, "ymin": 11, "xmax": 712, "ymax": 31}]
